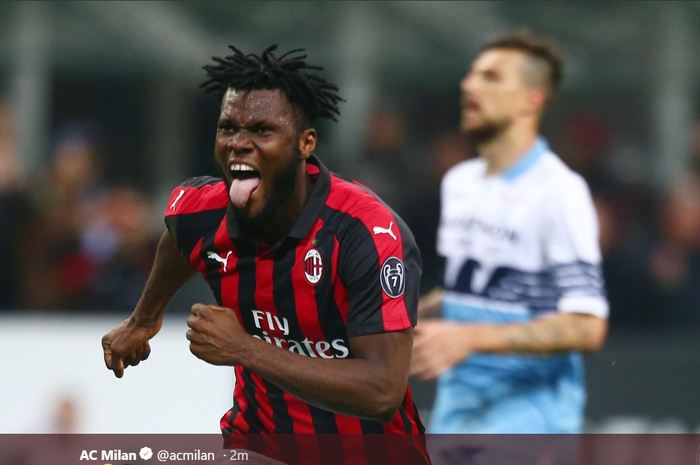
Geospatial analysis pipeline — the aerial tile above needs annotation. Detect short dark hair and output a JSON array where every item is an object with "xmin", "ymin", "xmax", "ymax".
[
  {"xmin": 200, "ymin": 45, "xmax": 344, "ymax": 128},
  {"xmin": 481, "ymin": 30, "xmax": 563, "ymax": 97}
]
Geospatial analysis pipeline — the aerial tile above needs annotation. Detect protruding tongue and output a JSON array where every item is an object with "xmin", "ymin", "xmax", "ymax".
[{"xmin": 229, "ymin": 178, "xmax": 261, "ymax": 208}]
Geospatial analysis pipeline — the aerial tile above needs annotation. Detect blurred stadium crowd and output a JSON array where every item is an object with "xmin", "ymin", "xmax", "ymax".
[
  {"xmin": 0, "ymin": 103, "xmax": 158, "ymax": 312},
  {"xmin": 3, "ymin": 93, "xmax": 700, "ymax": 332}
]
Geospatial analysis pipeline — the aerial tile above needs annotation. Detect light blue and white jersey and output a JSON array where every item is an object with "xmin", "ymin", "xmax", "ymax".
[{"xmin": 431, "ymin": 137, "xmax": 608, "ymax": 433}]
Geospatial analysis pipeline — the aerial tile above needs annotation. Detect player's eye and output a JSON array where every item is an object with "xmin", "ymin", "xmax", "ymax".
[
  {"xmin": 253, "ymin": 125, "xmax": 271, "ymax": 135},
  {"xmin": 483, "ymin": 70, "xmax": 500, "ymax": 82},
  {"xmin": 217, "ymin": 122, "xmax": 234, "ymax": 132}
]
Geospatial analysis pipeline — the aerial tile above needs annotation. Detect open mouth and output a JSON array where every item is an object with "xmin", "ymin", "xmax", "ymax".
[
  {"xmin": 230, "ymin": 163, "xmax": 261, "ymax": 181},
  {"xmin": 229, "ymin": 163, "xmax": 262, "ymax": 208}
]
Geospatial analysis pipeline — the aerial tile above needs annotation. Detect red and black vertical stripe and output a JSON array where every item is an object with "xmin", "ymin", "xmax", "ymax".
[
  {"xmin": 274, "ymin": 238, "xmax": 341, "ymax": 436},
  {"xmin": 319, "ymin": 206, "xmax": 387, "ymax": 338},
  {"xmin": 311, "ymin": 222, "xmax": 353, "ymax": 350}
]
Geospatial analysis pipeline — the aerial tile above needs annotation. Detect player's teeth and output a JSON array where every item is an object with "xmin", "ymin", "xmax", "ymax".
[{"xmin": 230, "ymin": 164, "xmax": 256, "ymax": 172}]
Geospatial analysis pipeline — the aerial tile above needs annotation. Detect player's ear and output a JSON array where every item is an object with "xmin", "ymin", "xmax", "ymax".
[
  {"xmin": 526, "ymin": 88, "xmax": 547, "ymax": 116},
  {"xmin": 298, "ymin": 128, "xmax": 317, "ymax": 160}
]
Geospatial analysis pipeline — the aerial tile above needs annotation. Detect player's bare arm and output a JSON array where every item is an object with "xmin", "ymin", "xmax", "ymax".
[
  {"xmin": 410, "ymin": 313, "xmax": 607, "ymax": 380},
  {"xmin": 499, "ymin": 313, "xmax": 608, "ymax": 354},
  {"xmin": 417, "ymin": 286, "xmax": 444, "ymax": 319},
  {"xmin": 186, "ymin": 303, "xmax": 413, "ymax": 423},
  {"xmin": 102, "ymin": 230, "xmax": 196, "ymax": 378}
]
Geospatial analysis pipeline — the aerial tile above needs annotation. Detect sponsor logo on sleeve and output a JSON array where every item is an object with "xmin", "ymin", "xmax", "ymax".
[
  {"xmin": 373, "ymin": 221, "xmax": 397, "ymax": 241},
  {"xmin": 170, "ymin": 189, "xmax": 185, "ymax": 211},
  {"xmin": 380, "ymin": 257, "xmax": 405, "ymax": 298}
]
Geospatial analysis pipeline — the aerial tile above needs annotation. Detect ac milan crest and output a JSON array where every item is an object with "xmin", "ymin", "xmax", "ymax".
[{"xmin": 304, "ymin": 248, "xmax": 324, "ymax": 285}]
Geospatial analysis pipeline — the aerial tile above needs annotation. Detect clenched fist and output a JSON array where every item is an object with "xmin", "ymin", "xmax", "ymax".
[
  {"xmin": 102, "ymin": 318, "xmax": 162, "ymax": 378},
  {"xmin": 186, "ymin": 304, "xmax": 251, "ymax": 366},
  {"xmin": 410, "ymin": 321, "xmax": 475, "ymax": 381}
]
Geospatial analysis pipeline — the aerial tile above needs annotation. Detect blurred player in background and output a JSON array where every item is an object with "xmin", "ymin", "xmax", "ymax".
[
  {"xmin": 101, "ymin": 45, "xmax": 429, "ymax": 464},
  {"xmin": 410, "ymin": 31, "xmax": 609, "ymax": 434}
]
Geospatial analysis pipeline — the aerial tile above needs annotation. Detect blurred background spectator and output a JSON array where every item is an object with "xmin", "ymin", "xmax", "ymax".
[
  {"xmin": 350, "ymin": 103, "xmax": 416, "ymax": 214},
  {"xmin": 22, "ymin": 123, "xmax": 108, "ymax": 309},
  {"xmin": 0, "ymin": 100, "xmax": 28, "ymax": 309}
]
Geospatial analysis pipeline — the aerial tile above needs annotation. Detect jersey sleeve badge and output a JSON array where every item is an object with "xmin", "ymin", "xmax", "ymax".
[{"xmin": 380, "ymin": 257, "xmax": 405, "ymax": 298}]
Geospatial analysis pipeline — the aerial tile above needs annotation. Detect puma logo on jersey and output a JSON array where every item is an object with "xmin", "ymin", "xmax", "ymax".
[
  {"xmin": 373, "ymin": 221, "xmax": 397, "ymax": 241},
  {"xmin": 207, "ymin": 251, "xmax": 233, "ymax": 272},
  {"xmin": 170, "ymin": 189, "xmax": 185, "ymax": 211}
]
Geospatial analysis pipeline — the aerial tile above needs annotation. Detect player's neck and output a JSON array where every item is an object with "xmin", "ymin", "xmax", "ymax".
[{"xmin": 479, "ymin": 123, "xmax": 538, "ymax": 177}]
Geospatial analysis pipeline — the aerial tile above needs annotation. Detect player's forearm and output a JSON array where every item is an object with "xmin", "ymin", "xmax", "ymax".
[
  {"xmin": 470, "ymin": 313, "xmax": 608, "ymax": 355},
  {"xmin": 131, "ymin": 230, "xmax": 196, "ymax": 326},
  {"xmin": 418, "ymin": 287, "xmax": 444, "ymax": 318},
  {"xmin": 238, "ymin": 336, "xmax": 407, "ymax": 423}
]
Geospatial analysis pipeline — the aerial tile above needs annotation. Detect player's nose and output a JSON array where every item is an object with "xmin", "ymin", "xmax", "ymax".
[
  {"xmin": 460, "ymin": 75, "xmax": 470, "ymax": 94},
  {"xmin": 229, "ymin": 131, "xmax": 254, "ymax": 155},
  {"xmin": 461, "ymin": 73, "xmax": 478, "ymax": 98}
]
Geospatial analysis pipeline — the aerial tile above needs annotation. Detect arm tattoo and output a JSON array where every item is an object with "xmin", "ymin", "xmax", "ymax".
[
  {"xmin": 506, "ymin": 321, "xmax": 569, "ymax": 354},
  {"xmin": 506, "ymin": 325, "xmax": 540, "ymax": 353}
]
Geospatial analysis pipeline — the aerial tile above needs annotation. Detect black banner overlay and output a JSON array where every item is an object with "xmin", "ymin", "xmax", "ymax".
[{"xmin": 0, "ymin": 434, "xmax": 697, "ymax": 465}]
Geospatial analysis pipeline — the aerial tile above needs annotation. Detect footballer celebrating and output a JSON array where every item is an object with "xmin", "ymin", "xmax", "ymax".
[{"xmin": 101, "ymin": 45, "xmax": 428, "ymax": 464}]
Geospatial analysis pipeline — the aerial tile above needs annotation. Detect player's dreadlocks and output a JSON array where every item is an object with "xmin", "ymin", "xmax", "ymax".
[{"xmin": 200, "ymin": 45, "xmax": 344, "ymax": 127}]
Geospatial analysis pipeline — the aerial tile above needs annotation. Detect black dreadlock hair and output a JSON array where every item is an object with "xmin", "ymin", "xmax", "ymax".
[{"xmin": 200, "ymin": 45, "xmax": 344, "ymax": 128}]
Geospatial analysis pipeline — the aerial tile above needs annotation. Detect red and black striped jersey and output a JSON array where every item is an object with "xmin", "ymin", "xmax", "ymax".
[{"xmin": 164, "ymin": 156, "xmax": 426, "ymax": 442}]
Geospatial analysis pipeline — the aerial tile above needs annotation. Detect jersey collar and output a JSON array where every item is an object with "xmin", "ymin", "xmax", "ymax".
[
  {"xmin": 226, "ymin": 154, "xmax": 331, "ymax": 245},
  {"xmin": 500, "ymin": 136, "xmax": 549, "ymax": 182},
  {"xmin": 287, "ymin": 154, "xmax": 331, "ymax": 239}
]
